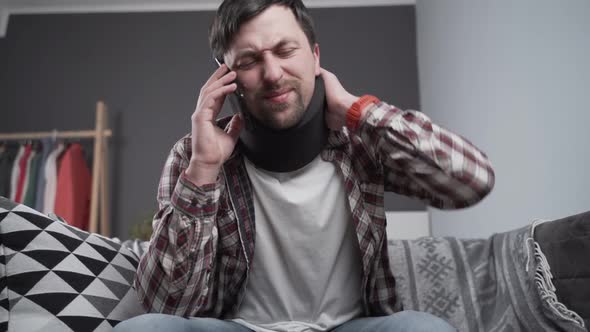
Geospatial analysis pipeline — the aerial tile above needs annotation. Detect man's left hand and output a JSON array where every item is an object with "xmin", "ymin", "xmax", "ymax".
[{"xmin": 320, "ymin": 68, "xmax": 359, "ymax": 130}]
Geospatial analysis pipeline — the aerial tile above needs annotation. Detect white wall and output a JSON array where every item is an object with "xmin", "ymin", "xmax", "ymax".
[
  {"xmin": 386, "ymin": 211, "xmax": 430, "ymax": 239},
  {"xmin": 416, "ymin": 0, "xmax": 590, "ymax": 238}
]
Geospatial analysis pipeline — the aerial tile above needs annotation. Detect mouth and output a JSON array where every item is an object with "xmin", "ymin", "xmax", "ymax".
[{"xmin": 264, "ymin": 89, "xmax": 293, "ymax": 103}]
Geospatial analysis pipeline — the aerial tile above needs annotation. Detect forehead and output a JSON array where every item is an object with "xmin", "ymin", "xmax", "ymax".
[{"xmin": 229, "ymin": 5, "xmax": 308, "ymax": 53}]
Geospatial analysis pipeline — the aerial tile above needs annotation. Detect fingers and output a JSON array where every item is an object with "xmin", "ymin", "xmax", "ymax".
[
  {"xmin": 195, "ymin": 64, "xmax": 240, "ymax": 119},
  {"xmin": 201, "ymin": 69, "xmax": 237, "ymax": 98},
  {"xmin": 319, "ymin": 67, "xmax": 338, "ymax": 93},
  {"xmin": 319, "ymin": 66, "xmax": 340, "ymax": 98},
  {"xmin": 319, "ymin": 67, "xmax": 340, "ymax": 87},
  {"xmin": 198, "ymin": 82, "xmax": 238, "ymax": 120},
  {"xmin": 319, "ymin": 67, "xmax": 358, "ymax": 120},
  {"xmin": 319, "ymin": 67, "xmax": 334, "ymax": 79},
  {"xmin": 207, "ymin": 81, "xmax": 237, "ymax": 101},
  {"xmin": 198, "ymin": 64, "xmax": 237, "ymax": 109},
  {"xmin": 203, "ymin": 63, "xmax": 231, "ymax": 88},
  {"xmin": 225, "ymin": 113, "xmax": 244, "ymax": 142}
]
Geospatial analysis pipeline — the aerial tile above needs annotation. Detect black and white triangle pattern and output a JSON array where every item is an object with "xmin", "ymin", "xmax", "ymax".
[{"xmin": 0, "ymin": 197, "xmax": 146, "ymax": 332}]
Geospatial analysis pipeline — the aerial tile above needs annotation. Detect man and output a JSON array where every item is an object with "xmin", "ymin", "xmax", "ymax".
[{"xmin": 116, "ymin": 0, "xmax": 494, "ymax": 331}]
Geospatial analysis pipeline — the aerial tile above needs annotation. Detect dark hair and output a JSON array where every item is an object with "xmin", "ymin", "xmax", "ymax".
[{"xmin": 209, "ymin": 0, "xmax": 317, "ymax": 62}]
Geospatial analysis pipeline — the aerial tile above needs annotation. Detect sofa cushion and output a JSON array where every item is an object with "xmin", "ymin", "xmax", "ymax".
[{"xmin": 0, "ymin": 197, "xmax": 145, "ymax": 332}]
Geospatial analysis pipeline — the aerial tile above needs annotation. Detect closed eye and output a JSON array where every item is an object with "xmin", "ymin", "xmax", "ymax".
[
  {"xmin": 235, "ymin": 56, "xmax": 258, "ymax": 70},
  {"xmin": 275, "ymin": 47, "xmax": 297, "ymax": 58}
]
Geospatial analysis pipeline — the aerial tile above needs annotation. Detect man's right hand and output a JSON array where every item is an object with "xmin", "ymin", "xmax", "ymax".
[{"xmin": 185, "ymin": 64, "xmax": 244, "ymax": 186}]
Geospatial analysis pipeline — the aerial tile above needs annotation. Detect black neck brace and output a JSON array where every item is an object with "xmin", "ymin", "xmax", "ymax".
[{"xmin": 238, "ymin": 76, "xmax": 329, "ymax": 173}]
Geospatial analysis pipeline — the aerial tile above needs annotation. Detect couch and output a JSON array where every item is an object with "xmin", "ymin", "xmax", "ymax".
[{"xmin": 1, "ymin": 196, "xmax": 588, "ymax": 331}]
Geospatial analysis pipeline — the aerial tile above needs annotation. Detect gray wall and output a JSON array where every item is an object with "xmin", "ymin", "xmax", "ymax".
[
  {"xmin": 416, "ymin": 0, "xmax": 590, "ymax": 238},
  {"xmin": 0, "ymin": 6, "xmax": 422, "ymax": 239}
]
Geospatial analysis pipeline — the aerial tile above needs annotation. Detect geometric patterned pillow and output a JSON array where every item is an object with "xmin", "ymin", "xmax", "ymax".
[{"xmin": 0, "ymin": 197, "xmax": 146, "ymax": 332}]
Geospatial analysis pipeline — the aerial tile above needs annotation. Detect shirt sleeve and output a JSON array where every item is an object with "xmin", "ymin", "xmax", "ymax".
[
  {"xmin": 355, "ymin": 101, "xmax": 495, "ymax": 209},
  {"xmin": 134, "ymin": 135, "xmax": 222, "ymax": 315}
]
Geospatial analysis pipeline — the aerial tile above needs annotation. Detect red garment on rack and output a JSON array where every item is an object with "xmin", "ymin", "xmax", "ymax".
[
  {"xmin": 14, "ymin": 144, "xmax": 33, "ymax": 203},
  {"xmin": 54, "ymin": 143, "xmax": 91, "ymax": 231}
]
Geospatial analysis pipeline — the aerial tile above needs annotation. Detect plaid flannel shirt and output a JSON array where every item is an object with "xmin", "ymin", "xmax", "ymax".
[{"xmin": 135, "ymin": 101, "xmax": 495, "ymax": 318}]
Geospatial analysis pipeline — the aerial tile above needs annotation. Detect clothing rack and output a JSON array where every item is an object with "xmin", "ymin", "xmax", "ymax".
[{"xmin": 0, "ymin": 101, "xmax": 112, "ymax": 236}]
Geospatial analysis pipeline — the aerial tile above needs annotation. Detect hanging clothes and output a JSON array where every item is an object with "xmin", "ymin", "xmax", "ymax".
[
  {"xmin": 34, "ymin": 138, "xmax": 54, "ymax": 212},
  {"xmin": 43, "ymin": 142, "xmax": 65, "ymax": 214},
  {"xmin": 0, "ymin": 144, "xmax": 19, "ymax": 197},
  {"xmin": 14, "ymin": 144, "xmax": 33, "ymax": 203},
  {"xmin": 23, "ymin": 144, "xmax": 42, "ymax": 207},
  {"xmin": 9, "ymin": 145, "xmax": 25, "ymax": 201},
  {"xmin": 54, "ymin": 143, "xmax": 91, "ymax": 230}
]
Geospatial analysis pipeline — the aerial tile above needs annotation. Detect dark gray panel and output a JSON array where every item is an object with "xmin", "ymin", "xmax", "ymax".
[
  {"xmin": 313, "ymin": 6, "xmax": 420, "ymax": 110},
  {"xmin": 0, "ymin": 6, "xmax": 423, "ymax": 239},
  {"xmin": 312, "ymin": 6, "xmax": 425, "ymax": 211}
]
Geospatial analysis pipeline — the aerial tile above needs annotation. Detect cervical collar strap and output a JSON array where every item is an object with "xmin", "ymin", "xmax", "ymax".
[{"xmin": 238, "ymin": 76, "xmax": 329, "ymax": 173}]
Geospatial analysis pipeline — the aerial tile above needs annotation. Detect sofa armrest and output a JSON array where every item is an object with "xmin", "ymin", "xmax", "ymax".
[{"xmin": 534, "ymin": 211, "xmax": 590, "ymax": 329}]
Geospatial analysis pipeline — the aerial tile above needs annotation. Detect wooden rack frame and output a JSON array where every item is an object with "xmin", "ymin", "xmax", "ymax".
[{"xmin": 0, "ymin": 101, "xmax": 112, "ymax": 236}]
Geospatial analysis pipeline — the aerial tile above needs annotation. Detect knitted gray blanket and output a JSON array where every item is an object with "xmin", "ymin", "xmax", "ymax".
[{"xmin": 388, "ymin": 224, "xmax": 586, "ymax": 332}]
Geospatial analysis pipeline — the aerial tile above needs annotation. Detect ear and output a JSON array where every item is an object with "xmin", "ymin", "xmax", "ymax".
[{"xmin": 313, "ymin": 43, "xmax": 320, "ymax": 76}]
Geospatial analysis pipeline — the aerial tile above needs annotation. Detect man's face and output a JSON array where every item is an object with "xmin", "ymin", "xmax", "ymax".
[{"xmin": 224, "ymin": 5, "xmax": 320, "ymax": 130}]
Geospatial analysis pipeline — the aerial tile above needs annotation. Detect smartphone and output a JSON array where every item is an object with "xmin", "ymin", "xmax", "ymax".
[
  {"xmin": 214, "ymin": 57, "xmax": 254, "ymax": 129},
  {"xmin": 214, "ymin": 57, "xmax": 245, "ymax": 108}
]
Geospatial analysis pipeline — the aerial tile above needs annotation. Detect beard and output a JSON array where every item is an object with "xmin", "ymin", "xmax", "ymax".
[{"xmin": 251, "ymin": 79, "xmax": 306, "ymax": 130}]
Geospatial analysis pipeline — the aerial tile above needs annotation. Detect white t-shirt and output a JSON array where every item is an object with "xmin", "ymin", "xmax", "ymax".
[{"xmin": 233, "ymin": 156, "xmax": 363, "ymax": 332}]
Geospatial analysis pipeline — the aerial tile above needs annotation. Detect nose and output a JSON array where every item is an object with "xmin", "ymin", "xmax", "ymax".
[{"xmin": 261, "ymin": 53, "xmax": 283, "ymax": 84}]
